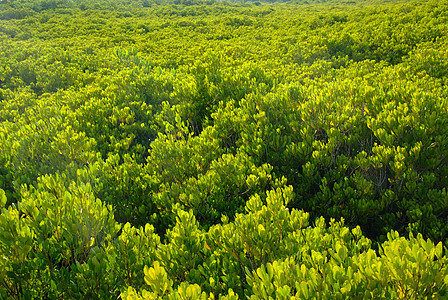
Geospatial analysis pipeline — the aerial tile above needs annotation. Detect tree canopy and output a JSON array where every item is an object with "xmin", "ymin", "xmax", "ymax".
[{"xmin": 1, "ymin": 0, "xmax": 448, "ymax": 298}]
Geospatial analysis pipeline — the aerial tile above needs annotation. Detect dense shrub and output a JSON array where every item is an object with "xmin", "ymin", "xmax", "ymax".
[{"xmin": 1, "ymin": 0, "xmax": 448, "ymax": 298}]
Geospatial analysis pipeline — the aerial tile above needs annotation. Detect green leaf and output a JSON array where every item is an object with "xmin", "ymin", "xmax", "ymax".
[{"xmin": 0, "ymin": 189, "xmax": 6, "ymax": 208}]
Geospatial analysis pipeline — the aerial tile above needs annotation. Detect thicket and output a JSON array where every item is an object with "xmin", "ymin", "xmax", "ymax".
[{"xmin": 1, "ymin": 0, "xmax": 448, "ymax": 298}]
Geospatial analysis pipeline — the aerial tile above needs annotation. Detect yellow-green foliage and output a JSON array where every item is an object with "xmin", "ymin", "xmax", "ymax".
[{"xmin": 1, "ymin": 0, "xmax": 448, "ymax": 298}]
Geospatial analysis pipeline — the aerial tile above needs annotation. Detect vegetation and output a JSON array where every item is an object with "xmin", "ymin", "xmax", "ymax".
[{"xmin": 1, "ymin": 0, "xmax": 448, "ymax": 298}]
